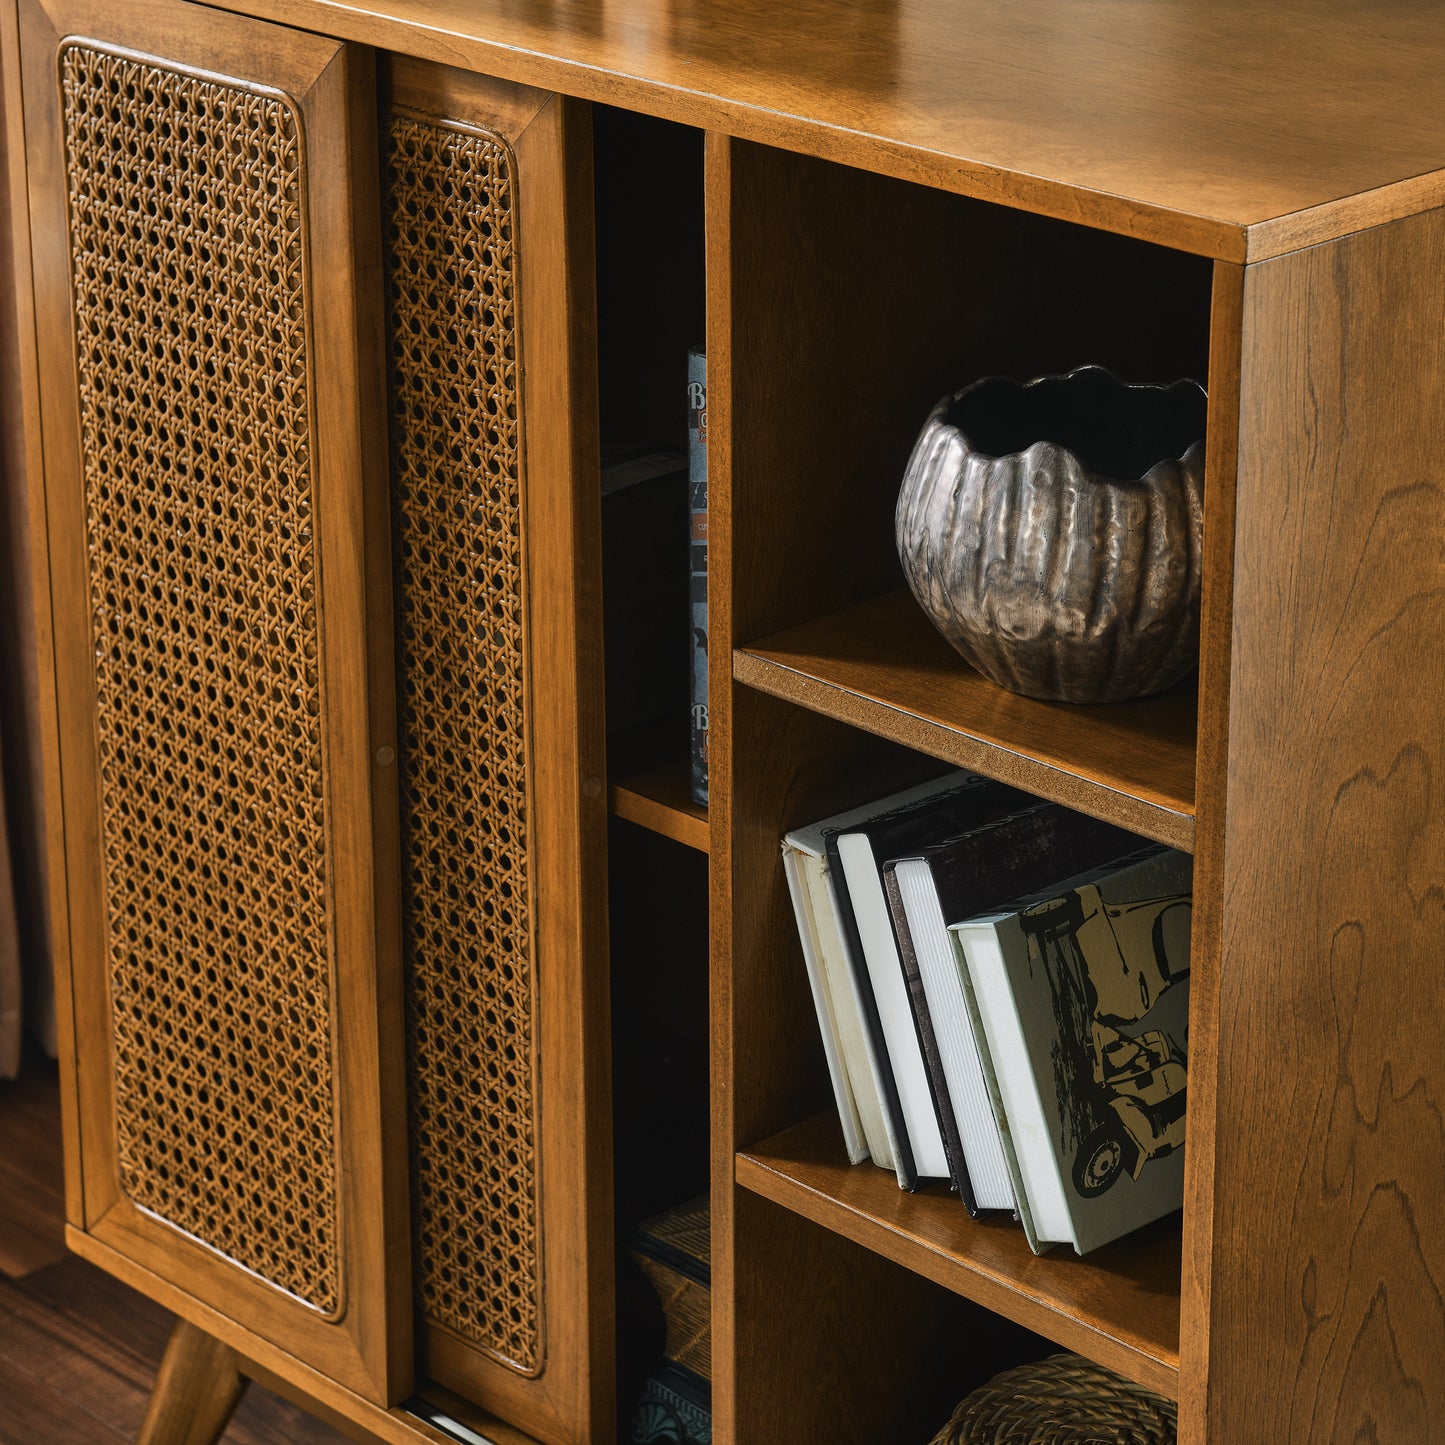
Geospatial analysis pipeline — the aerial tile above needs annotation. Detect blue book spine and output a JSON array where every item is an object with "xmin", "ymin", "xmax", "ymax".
[{"xmin": 687, "ymin": 349, "xmax": 708, "ymax": 806}]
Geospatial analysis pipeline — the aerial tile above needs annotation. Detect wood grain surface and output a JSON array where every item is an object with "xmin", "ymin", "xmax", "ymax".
[
  {"xmin": 709, "ymin": 126, "xmax": 1199, "ymax": 1442},
  {"xmin": 7, "ymin": 0, "xmax": 1442, "ymax": 1436},
  {"xmin": 20, "ymin": 0, "xmax": 412, "ymax": 1402},
  {"xmin": 737, "ymin": 591, "xmax": 1198, "ymax": 851},
  {"xmin": 0, "ymin": 1049, "xmax": 65, "ymax": 1278},
  {"xmin": 376, "ymin": 58, "xmax": 615, "ymax": 1445},
  {"xmin": 420, "ymin": 78, "xmax": 615, "ymax": 1445},
  {"xmin": 1195, "ymin": 205, "xmax": 1445, "ymax": 1443},
  {"xmin": 738, "ymin": 1112, "xmax": 1182, "ymax": 1401},
  {"xmin": 0, "ymin": 1060, "xmax": 353, "ymax": 1443},
  {"xmin": 729, "ymin": 1187, "xmax": 1047, "ymax": 1445},
  {"xmin": 718, "ymin": 138, "xmax": 1210, "ymax": 651},
  {"xmin": 68, "ymin": 1228, "xmax": 548, "ymax": 1445},
  {"xmin": 0, "ymin": 14, "xmax": 49, "ymax": 1082},
  {"xmin": 3, "ymin": 0, "xmax": 89, "ymax": 1233},
  {"xmin": 136, "ymin": 1321, "xmax": 249, "ymax": 1445},
  {"xmin": 609, "ymin": 758, "xmax": 710, "ymax": 853},
  {"xmin": 0, "ymin": 1255, "xmax": 358, "ymax": 1444},
  {"xmin": 1174, "ymin": 260, "xmax": 1244, "ymax": 1440},
  {"xmin": 191, "ymin": 0, "xmax": 1445, "ymax": 258}
]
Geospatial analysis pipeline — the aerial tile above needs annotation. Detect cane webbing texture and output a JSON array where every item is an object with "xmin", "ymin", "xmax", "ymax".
[
  {"xmin": 383, "ymin": 106, "xmax": 543, "ymax": 1375},
  {"xmin": 61, "ymin": 44, "xmax": 341, "ymax": 1313}
]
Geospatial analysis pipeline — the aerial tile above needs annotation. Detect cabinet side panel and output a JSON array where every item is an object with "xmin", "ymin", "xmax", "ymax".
[
  {"xmin": 61, "ymin": 41, "xmax": 341, "ymax": 1314},
  {"xmin": 1176, "ymin": 259, "xmax": 1244, "ymax": 1442},
  {"xmin": 1212, "ymin": 208, "xmax": 1445, "ymax": 1440},
  {"xmin": 383, "ymin": 104, "xmax": 543, "ymax": 1377}
]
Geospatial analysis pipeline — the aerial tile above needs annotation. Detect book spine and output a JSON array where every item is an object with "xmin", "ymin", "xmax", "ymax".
[
  {"xmin": 824, "ymin": 830, "xmax": 918, "ymax": 1190},
  {"xmin": 953, "ymin": 924, "xmax": 1045, "ymax": 1253},
  {"xmin": 783, "ymin": 845, "xmax": 868, "ymax": 1163},
  {"xmin": 687, "ymin": 348, "xmax": 708, "ymax": 806},
  {"xmin": 884, "ymin": 864, "xmax": 979, "ymax": 1216}
]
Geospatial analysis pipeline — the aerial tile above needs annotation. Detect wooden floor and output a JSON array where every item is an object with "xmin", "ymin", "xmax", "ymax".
[{"xmin": 0, "ymin": 1048, "xmax": 351, "ymax": 1443}]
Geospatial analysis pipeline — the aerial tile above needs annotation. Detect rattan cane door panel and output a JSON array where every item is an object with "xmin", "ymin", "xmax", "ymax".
[
  {"xmin": 20, "ymin": 0, "xmax": 411, "ymax": 1404},
  {"xmin": 381, "ymin": 56, "xmax": 613, "ymax": 1445},
  {"xmin": 386, "ymin": 103, "xmax": 541, "ymax": 1372}
]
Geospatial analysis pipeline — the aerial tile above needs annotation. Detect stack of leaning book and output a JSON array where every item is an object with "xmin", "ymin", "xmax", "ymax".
[{"xmin": 783, "ymin": 771, "xmax": 1192, "ymax": 1256}]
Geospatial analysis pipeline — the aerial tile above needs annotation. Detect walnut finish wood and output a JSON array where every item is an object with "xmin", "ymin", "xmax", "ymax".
[
  {"xmin": 737, "ymin": 592, "xmax": 1198, "ymax": 852},
  {"xmin": 0, "ymin": 21, "xmax": 48, "ymax": 1086},
  {"xmin": 384, "ymin": 57, "xmax": 552, "ymax": 1389},
  {"xmin": 702, "ymin": 129, "xmax": 740, "ymax": 1445},
  {"xmin": 0, "ymin": 1252, "xmax": 354, "ymax": 1444},
  {"xmin": 1185, "ymin": 205, "xmax": 1445, "ymax": 1443},
  {"xmin": 738, "ymin": 1112, "xmax": 1181, "ymax": 1401},
  {"xmin": 136, "ymin": 1321, "xmax": 249, "ymax": 1445},
  {"xmin": 609, "ymin": 759, "xmax": 708, "ymax": 853},
  {"xmin": 717, "ymin": 140, "xmax": 1210, "ymax": 650},
  {"xmin": 18, "ymin": 0, "xmax": 410, "ymax": 1403},
  {"xmin": 730, "ymin": 1188, "xmax": 1046, "ymax": 1445},
  {"xmin": 69, "ymin": 1228, "xmax": 548, "ymax": 1445},
  {"xmin": 707, "ymin": 126, "xmax": 1198, "ymax": 1444},
  {"xmin": 192, "ymin": 0, "xmax": 1445, "ymax": 259},
  {"xmin": 499, "ymin": 81, "xmax": 614, "ymax": 1445},
  {"xmin": 1176, "ymin": 260, "xmax": 1244, "ymax": 1441},
  {"xmin": 379, "ymin": 57, "xmax": 614, "ymax": 1445},
  {"xmin": 0, "ymin": 0, "xmax": 82, "ymax": 1229},
  {"xmin": 6, "ymin": 0, "xmax": 1445, "ymax": 1441},
  {"xmin": 711, "ymin": 685, "xmax": 985, "ymax": 1442}
]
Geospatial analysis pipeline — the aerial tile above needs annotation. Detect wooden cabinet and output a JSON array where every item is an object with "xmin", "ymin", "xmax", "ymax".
[
  {"xmin": 7, "ymin": 2, "xmax": 612, "ymax": 1439},
  {"xmin": 4, "ymin": 1, "xmax": 1444, "ymax": 1442},
  {"xmin": 377, "ymin": 57, "xmax": 613, "ymax": 1445},
  {"xmin": 16, "ymin": 0, "xmax": 411, "ymax": 1403}
]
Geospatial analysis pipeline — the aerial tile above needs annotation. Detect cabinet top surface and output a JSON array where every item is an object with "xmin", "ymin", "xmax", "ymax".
[{"xmin": 213, "ymin": 0, "xmax": 1445, "ymax": 257}]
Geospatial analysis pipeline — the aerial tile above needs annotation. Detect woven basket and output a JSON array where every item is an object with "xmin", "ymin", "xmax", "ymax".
[{"xmin": 928, "ymin": 1354, "xmax": 1178, "ymax": 1445}]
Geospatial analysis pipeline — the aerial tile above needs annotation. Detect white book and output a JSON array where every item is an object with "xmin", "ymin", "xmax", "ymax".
[
  {"xmin": 781, "ymin": 772, "xmax": 980, "ymax": 1174},
  {"xmin": 836, "ymin": 833, "xmax": 951, "ymax": 1181},
  {"xmin": 891, "ymin": 856, "xmax": 1015, "ymax": 1211},
  {"xmin": 952, "ymin": 846, "xmax": 1193, "ymax": 1255},
  {"xmin": 782, "ymin": 845, "xmax": 867, "ymax": 1163}
]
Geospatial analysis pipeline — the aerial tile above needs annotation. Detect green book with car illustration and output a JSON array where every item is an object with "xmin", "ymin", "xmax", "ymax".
[{"xmin": 951, "ymin": 845, "xmax": 1192, "ymax": 1256}]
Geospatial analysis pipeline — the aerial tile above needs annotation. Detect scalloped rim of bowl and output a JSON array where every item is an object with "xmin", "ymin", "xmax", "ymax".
[{"xmin": 941, "ymin": 366, "xmax": 1207, "ymax": 483}]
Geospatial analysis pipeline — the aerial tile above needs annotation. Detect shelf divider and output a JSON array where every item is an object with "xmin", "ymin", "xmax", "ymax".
[
  {"xmin": 735, "ymin": 590, "xmax": 1197, "ymax": 851},
  {"xmin": 737, "ymin": 1112, "xmax": 1182, "ymax": 1401}
]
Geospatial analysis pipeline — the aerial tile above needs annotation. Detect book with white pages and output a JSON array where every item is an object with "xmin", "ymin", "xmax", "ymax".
[
  {"xmin": 884, "ymin": 804, "xmax": 1138, "ymax": 1215},
  {"xmin": 825, "ymin": 775, "xmax": 1028, "ymax": 1188},
  {"xmin": 953, "ymin": 844, "xmax": 1193, "ymax": 1256},
  {"xmin": 781, "ymin": 845, "xmax": 867, "ymax": 1163},
  {"xmin": 782, "ymin": 775, "xmax": 988, "ymax": 1172}
]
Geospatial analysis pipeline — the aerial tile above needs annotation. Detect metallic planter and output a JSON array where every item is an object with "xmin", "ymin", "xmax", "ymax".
[{"xmin": 896, "ymin": 367, "xmax": 1206, "ymax": 704}]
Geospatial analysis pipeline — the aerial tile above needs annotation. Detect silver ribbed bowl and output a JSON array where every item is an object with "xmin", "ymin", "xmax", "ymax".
[{"xmin": 896, "ymin": 367, "xmax": 1206, "ymax": 704}]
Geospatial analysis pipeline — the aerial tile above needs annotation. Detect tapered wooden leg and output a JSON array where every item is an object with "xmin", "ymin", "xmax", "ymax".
[{"xmin": 137, "ymin": 1319, "xmax": 249, "ymax": 1445}]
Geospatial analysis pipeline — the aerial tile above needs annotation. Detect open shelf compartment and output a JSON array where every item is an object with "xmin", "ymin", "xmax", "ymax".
[
  {"xmin": 737, "ymin": 1112, "xmax": 1181, "ymax": 1401},
  {"xmin": 711, "ymin": 139, "xmax": 1217, "ymax": 1441}
]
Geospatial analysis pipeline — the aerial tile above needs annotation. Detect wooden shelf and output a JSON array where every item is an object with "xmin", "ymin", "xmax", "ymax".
[
  {"xmin": 735, "ymin": 591, "xmax": 1197, "ymax": 852},
  {"xmin": 737, "ymin": 1113, "xmax": 1181, "ymax": 1402},
  {"xmin": 609, "ymin": 757, "xmax": 709, "ymax": 853}
]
